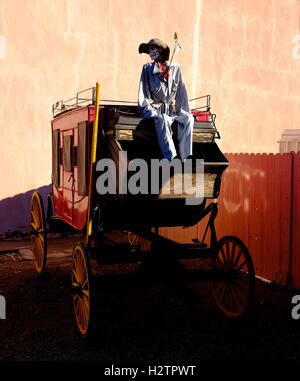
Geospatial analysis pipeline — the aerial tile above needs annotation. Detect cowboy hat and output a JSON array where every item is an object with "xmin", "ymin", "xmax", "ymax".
[{"xmin": 138, "ymin": 38, "xmax": 170, "ymax": 60}]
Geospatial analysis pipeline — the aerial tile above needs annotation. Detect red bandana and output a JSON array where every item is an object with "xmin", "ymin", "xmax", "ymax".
[{"xmin": 158, "ymin": 61, "xmax": 170, "ymax": 79}]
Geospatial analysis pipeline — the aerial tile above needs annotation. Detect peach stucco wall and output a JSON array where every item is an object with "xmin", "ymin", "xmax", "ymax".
[{"xmin": 0, "ymin": 0, "xmax": 299, "ymax": 231}]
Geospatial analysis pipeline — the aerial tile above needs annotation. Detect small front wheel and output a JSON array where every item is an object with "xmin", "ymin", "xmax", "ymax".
[
  {"xmin": 211, "ymin": 236, "xmax": 255, "ymax": 318},
  {"xmin": 71, "ymin": 243, "xmax": 94, "ymax": 338}
]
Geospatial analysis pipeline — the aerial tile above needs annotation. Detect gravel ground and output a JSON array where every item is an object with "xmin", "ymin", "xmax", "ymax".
[{"xmin": 0, "ymin": 234, "xmax": 300, "ymax": 364}]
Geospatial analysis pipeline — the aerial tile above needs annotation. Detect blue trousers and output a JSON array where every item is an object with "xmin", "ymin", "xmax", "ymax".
[{"xmin": 154, "ymin": 113, "xmax": 194, "ymax": 162}]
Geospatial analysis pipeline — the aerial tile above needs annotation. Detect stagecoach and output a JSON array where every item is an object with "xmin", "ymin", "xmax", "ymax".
[{"xmin": 30, "ymin": 83, "xmax": 255, "ymax": 337}]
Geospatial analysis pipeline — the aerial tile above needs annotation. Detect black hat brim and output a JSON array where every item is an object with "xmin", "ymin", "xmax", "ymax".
[{"xmin": 139, "ymin": 43, "xmax": 151, "ymax": 54}]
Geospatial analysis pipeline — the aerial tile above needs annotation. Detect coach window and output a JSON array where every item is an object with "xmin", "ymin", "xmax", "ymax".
[{"xmin": 63, "ymin": 135, "xmax": 72, "ymax": 172}]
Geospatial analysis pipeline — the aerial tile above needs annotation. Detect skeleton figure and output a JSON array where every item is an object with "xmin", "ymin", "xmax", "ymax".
[{"xmin": 138, "ymin": 38, "xmax": 194, "ymax": 162}]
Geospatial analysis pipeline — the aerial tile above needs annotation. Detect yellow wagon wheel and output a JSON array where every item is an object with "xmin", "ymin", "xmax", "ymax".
[
  {"xmin": 211, "ymin": 236, "xmax": 255, "ymax": 318},
  {"xmin": 71, "ymin": 243, "xmax": 94, "ymax": 338},
  {"xmin": 128, "ymin": 232, "xmax": 151, "ymax": 252},
  {"xmin": 30, "ymin": 191, "xmax": 47, "ymax": 274}
]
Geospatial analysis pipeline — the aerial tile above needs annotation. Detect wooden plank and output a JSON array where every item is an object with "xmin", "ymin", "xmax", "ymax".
[
  {"xmin": 279, "ymin": 153, "xmax": 292, "ymax": 284},
  {"xmin": 291, "ymin": 152, "xmax": 300, "ymax": 287}
]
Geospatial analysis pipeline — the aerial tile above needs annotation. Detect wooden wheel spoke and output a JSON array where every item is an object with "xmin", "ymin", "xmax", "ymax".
[
  {"xmin": 33, "ymin": 237, "xmax": 38, "ymax": 253},
  {"xmin": 36, "ymin": 242, "xmax": 43, "ymax": 269},
  {"xmin": 232, "ymin": 249, "xmax": 243, "ymax": 270},
  {"xmin": 73, "ymin": 295, "xmax": 79, "ymax": 306},
  {"xmin": 81, "ymin": 278, "xmax": 88, "ymax": 289},
  {"xmin": 82, "ymin": 293, "xmax": 89, "ymax": 312},
  {"xmin": 229, "ymin": 287, "xmax": 237, "ymax": 312},
  {"xmin": 225, "ymin": 286, "xmax": 232, "ymax": 311},
  {"xmin": 72, "ymin": 270, "xmax": 79, "ymax": 284},
  {"xmin": 31, "ymin": 200, "xmax": 36, "ymax": 219},
  {"xmin": 220, "ymin": 246, "xmax": 227, "ymax": 264},
  {"xmin": 230, "ymin": 284, "xmax": 248, "ymax": 311},
  {"xmin": 35, "ymin": 241, "xmax": 41, "ymax": 263},
  {"xmin": 73, "ymin": 253, "xmax": 79, "ymax": 272},
  {"xmin": 74, "ymin": 253, "xmax": 82, "ymax": 282},
  {"xmin": 78, "ymin": 303, "xmax": 83, "ymax": 326},
  {"xmin": 216, "ymin": 254, "xmax": 224, "ymax": 266},
  {"xmin": 31, "ymin": 221, "xmax": 38, "ymax": 232},
  {"xmin": 233, "ymin": 279, "xmax": 249, "ymax": 293},
  {"xmin": 82, "ymin": 297, "xmax": 89, "ymax": 325},
  {"xmin": 225, "ymin": 241, "xmax": 230, "ymax": 261},
  {"xmin": 39, "ymin": 234, "xmax": 44, "ymax": 244},
  {"xmin": 32, "ymin": 211, "xmax": 38, "ymax": 230},
  {"xmin": 36, "ymin": 212, "xmax": 42, "ymax": 231},
  {"xmin": 216, "ymin": 282, "xmax": 226, "ymax": 303},
  {"xmin": 222, "ymin": 286, "xmax": 229, "ymax": 308},
  {"xmin": 34, "ymin": 238, "xmax": 41, "ymax": 259},
  {"xmin": 213, "ymin": 281, "xmax": 225, "ymax": 296},
  {"xmin": 33, "ymin": 199, "xmax": 41, "ymax": 228},
  {"xmin": 229, "ymin": 242, "xmax": 237, "ymax": 267},
  {"xmin": 226, "ymin": 286, "xmax": 236, "ymax": 312},
  {"xmin": 226, "ymin": 287, "xmax": 232, "ymax": 309},
  {"xmin": 79, "ymin": 255, "xmax": 85, "ymax": 282},
  {"xmin": 236, "ymin": 260, "xmax": 247, "ymax": 272},
  {"xmin": 228, "ymin": 286, "xmax": 242, "ymax": 313}
]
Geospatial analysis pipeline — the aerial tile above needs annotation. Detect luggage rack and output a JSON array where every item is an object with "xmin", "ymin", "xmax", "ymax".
[
  {"xmin": 52, "ymin": 87, "xmax": 212, "ymax": 118},
  {"xmin": 52, "ymin": 86, "xmax": 137, "ymax": 118}
]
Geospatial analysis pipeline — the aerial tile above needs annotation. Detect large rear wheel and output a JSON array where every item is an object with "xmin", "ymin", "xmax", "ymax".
[
  {"xmin": 211, "ymin": 236, "xmax": 255, "ymax": 318},
  {"xmin": 30, "ymin": 191, "xmax": 47, "ymax": 274}
]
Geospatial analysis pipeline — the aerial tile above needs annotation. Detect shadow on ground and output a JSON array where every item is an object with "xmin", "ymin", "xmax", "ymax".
[{"xmin": 0, "ymin": 248, "xmax": 299, "ymax": 362}]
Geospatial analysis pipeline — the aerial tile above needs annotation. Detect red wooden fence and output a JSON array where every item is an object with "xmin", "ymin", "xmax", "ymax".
[{"xmin": 159, "ymin": 152, "xmax": 300, "ymax": 288}]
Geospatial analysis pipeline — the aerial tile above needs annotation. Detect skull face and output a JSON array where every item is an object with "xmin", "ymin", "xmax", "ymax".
[{"xmin": 148, "ymin": 46, "xmax": 160, "ymax": 61}]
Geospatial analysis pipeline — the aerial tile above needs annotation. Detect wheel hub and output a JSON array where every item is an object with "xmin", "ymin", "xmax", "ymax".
[{"xmin": 71, "ymin": 283, "xmax": 83, "ymax": 297}]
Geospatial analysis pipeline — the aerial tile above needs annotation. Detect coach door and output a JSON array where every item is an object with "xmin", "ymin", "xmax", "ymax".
[{"xmin": 62, "ymin": 129, "xmax": 74, "ymax": 224}]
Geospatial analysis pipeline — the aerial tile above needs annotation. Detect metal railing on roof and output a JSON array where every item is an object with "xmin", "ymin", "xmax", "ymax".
[
  {"xmin": 52, "ymin": 86, "xmax": 211, "ymax": 117},
  {"xmin": 52, "ymin": 87, "xmax": 137, "ymax": 118}
]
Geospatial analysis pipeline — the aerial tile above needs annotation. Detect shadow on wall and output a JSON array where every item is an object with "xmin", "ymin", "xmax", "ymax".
[{"xmin": 0, "ymin": 185, "xmax": 51, "ymax": 234}]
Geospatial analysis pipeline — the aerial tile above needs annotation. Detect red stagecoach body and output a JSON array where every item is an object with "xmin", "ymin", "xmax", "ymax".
[{"xmin": 52, "ymin": 105, "xmax": 96, "ymax": 230}]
